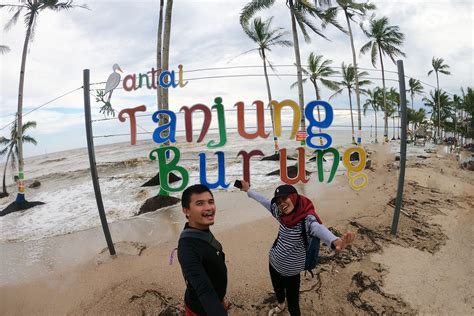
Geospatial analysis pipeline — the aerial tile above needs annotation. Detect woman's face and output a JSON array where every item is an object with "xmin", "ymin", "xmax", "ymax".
[{"xmin": 275, "ymin": 195, "xmax": 295, "ymax": 214}]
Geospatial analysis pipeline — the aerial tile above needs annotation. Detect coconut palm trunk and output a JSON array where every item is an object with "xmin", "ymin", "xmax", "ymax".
[
  {"xmin": 156, "ymin": 0, "xmax": 164, "ymax": 111},
  {"xmin": 162, "ymin": 0, "xmax": 173, "ymax": 114},
  {"xmin": 288, "ymin": 0, "xmax": 306, "ymax": 133},
  {"xmin": 374, "ymin": 110, "xmax": 378, "ymax": 142},
  {"xmin": 15, "ymin": 16, "xmax": 35, "ymax": 203},
  {"xmin": 261, "ymin": 50, "xmax": 279, "ymax": 153},
  {"xmin": 347, "ymin": 88, "xmax": 356, "ymax": 143},
  {"xmin": 2, "ymin": 145, "xmax": 13, "ymax": 196},
  {"xmin": 310, "ymin": 79, "xmax": 323, "ymax": 144},
  {"xmin": 378, "ymin": 45, "xmax": 389, "ymax": 142},
  {"xmin": 344, "ymin": 9, "xmax": 362, "ymax": 144},
  {"xmin": 436, "ymin": 73, "xmax": 441, "ymax": 140}
]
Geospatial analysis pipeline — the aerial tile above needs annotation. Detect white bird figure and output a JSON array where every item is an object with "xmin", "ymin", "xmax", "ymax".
[{"xmin": 104, "ymin": 63, "xmax": 123, "ymax": 102}]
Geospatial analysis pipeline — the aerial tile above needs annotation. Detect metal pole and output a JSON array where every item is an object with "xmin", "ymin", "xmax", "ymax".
[
  {"xmin": 83, "ymin": 69, "xmax": 116, "ymax": 255},
  {"xmin": 391, "ymin": 61, "xmax": 408, "ymax": 235}
]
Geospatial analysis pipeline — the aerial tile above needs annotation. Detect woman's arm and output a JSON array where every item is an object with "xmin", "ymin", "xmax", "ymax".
[{"xmin": 240, "ymin": 180, "xmax": 272, "ymax": 212}]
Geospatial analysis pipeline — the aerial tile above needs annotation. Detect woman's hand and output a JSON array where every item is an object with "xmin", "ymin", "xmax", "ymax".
[
  {"xmin": 241, "ymin": 180, "xmax": 250, "ymax": 192},
  {"xmin": 332, "ymin": 232, "xmax": 356, "ymax": 252}
]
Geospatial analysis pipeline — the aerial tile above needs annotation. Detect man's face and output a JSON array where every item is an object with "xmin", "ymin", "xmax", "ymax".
[
  {"xmin": 275, "ymin": 195, "xmax": 295, "ymax": 215},
  {"xmin": 183, "ymin": 191, "xmax": 216, "ymax": 230}
]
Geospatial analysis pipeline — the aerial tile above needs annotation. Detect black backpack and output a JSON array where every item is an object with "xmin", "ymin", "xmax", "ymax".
[{"xmin": 301, "ymin": 217, "xmax": 321, "ymax": 277}]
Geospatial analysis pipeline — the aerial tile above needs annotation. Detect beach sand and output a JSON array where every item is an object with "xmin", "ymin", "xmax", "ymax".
[{"xmin": 1, "ymin": 144, "xmax": 473, "ymax": 315}]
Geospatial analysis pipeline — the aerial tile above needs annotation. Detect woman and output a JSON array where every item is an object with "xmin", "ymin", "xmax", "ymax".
[{"xmin": 239, "ymin": 181, "xmax": 355, "ymax": 316}]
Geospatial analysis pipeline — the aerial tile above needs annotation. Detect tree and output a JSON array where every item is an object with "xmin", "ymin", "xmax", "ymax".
[
  {"xmin": 363, "ymin": 87, "xmax": 382, "ymax": 143},
  {"xmin": 1, "ymin": 0, "xmax": 87, "ymax": 205},
  {"xmin": 330, "ymin": 62, "xmax": 371, "ymax": 143},
  {"xmin": 407, "ymin": 78, "xmax": 424, "ymax": 110},
  {"xmin": 241, "ymin": 0, "xmax": 343, "ymax": 134},
  {"xmin": 291, "ymin": 53, "xmax": 339, "ymax": 143},
  {"xmin": 335, "ymin": 0, "xmax": 375, "ymax": 143},
  {"xmin": 241, "ymin": 17, "xmax": 292, "ymax": 154},
  {"xmin": 360, "ymin": 16, "xmax": 405, "ymax": 142},
  {"xmin": 0, "ymin": 120, "xmax": 37, "ymax": 198},
  {"xmin": 460, "ymin": 87, "xmax": 474, "ymax": 140},
  {"xmin": 156, "ymin": 0, "xmax": 164, "ymax": 112},
  {"xmin": 0, "ymin": 45, "xmax": 10, "ymax": 54},
  {"xmin": 387, "ymin": 87, "xmax": 400, "ymax": 139},
  {"xmin": 423, "ymin": 89, "xmax": 452, "ymax": 136},
  {"xmin": 428, "ymin": 57, "xmax": 450, "ymax": 141}
]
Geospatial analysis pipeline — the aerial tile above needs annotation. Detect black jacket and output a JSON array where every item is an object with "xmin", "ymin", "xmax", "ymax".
[{"xmin": 177, "ymin": 224, "xmax": 227, "ymax": 315}]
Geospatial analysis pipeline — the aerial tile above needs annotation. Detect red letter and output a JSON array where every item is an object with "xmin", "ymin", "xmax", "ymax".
[
  {"xmin": 235, "ymin": 100, "xmax": 270, "ymax": 139},
  {"xmin": 180, "ymin": 104, "xmax": 212, "ymax": 143},
  {"xmin": 123, "ymin": 74, "xmax": 137, "ymax": 91},
  {"xmin": 118, "ymin": 105, "xmax": 147, "ymax": 145},
  {"xmin": 237, "ymin": 150, "xmax": 264, "ymax": 185},
  {"xmin": 279, "ymin": 147, "xmax": 309, "ymax": 184}
]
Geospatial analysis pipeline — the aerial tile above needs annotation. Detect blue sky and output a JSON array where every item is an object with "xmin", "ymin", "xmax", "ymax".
[{"xmin": 0, "ymin": 0, "xmax": 472, "ymax": 157}]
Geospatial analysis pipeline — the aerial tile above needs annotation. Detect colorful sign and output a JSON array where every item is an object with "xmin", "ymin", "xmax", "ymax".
[{"xmin": 118, "ymin": 98, "xmax": 368, "ymax": 192}]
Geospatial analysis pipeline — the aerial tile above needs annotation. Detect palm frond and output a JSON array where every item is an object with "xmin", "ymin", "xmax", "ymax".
[{"xmin": 240, "ymin": 0, "xmax": 275, "ymax": 25}]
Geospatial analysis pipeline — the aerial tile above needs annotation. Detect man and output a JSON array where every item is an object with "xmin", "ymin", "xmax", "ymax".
[{"xmin": 178, "ymin": 184, "xmax": 228, "ymax": 316}]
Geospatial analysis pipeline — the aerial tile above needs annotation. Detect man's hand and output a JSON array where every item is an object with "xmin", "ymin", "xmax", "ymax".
[
  {"xmin": 241, "ymin": 180, "xmax": 250, "ymax": 192},
  {"xmin": 332, "ymin": 232, "xmax": 356, "ymax": 252}
]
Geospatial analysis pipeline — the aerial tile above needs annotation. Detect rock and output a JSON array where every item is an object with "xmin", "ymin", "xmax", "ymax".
[
  {"xmin": 395, "ymin": 156, "xmax": 400, "ymax": 161},
  {"xmin": 417, "ymin": 155, "xmax": 428, "ymax": 159},
  {"xmin": 365, "ymin": 159, "xmax": 372, "ymax": 169},
  {"xmin": 137, "ymin": 195, "xmax": 181, "ymax": 215},
  {"xmin": 0, "ymin": 200, "xmax": 46, "ymax": 217},
  {"xmin": 28, "ymin": 180, "xmax": 41, "ymax": 188},
  {"xmin": 460, "ymin": 156, "xmax": 474, "ymax": 171},
  {"xmin": 260, "ymin": 153, "xmax": 296, "ymax": 161},
  {"xmin": 142, "ymin": 172, "xmax": 181, "ymax": 187},
  {"xmin": 266, "ymin": 165, "xmax": 311, "ymax": 177}
]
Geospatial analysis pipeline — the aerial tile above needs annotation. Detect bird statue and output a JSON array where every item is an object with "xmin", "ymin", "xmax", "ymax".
[{"xmin": 104, "ymin": 63, "xmax": 123, "ymax": 102}]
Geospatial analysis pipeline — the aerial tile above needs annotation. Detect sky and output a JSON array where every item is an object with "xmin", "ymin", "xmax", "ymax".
[{"xmin": 0, "ymin": 0, "xmax": 473, "ymax": 158}]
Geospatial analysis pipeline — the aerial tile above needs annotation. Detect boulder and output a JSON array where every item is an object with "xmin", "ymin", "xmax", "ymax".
[{"xmin": 29, "ymin": 180, "xmax": 41, "ymax": 188}]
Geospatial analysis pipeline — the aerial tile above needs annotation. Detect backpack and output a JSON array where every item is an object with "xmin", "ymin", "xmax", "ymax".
[
  {"xmin": 169, "ymin": 228, "xmax": 223, "ymax": 265},
  {"xmin": 301, "ymin": 217, "xmax": 321, "ymax": 278}
]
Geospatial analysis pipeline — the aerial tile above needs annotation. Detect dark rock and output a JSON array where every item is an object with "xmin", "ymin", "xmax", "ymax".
[
  {"xmin": 0, "ymin": 200, "xmax": 46, "ymax": 217},
  {"xmin": 266, "ymin": 165, "xmax": 311, "ymax": 177},
  {"xmin": 350, "ymin": 152, "xmax": 360, "ymax": 162},
  {"xmin": 260, "ymin": 153, "xmax": 296, "ymax": 161},
  {"xmin": 142, "ymin": 172, "xmax": 181, "ymax": 187},
  {"xmin": 460, "ymin": 156, "xmax": 474, "ymax": 171},
  {"xmin": 417, "ymin": 155, "xmax": 428, "ymax": 159},
  {"xmin": 395, "ymin": 156, "xmax": 400, "ymax": 161},
  {"xmin": 29, "ymin": 180, "xmax": 41, "ymax": 188},
  {"xmin": 365, "ymin": 159, "xmax": 372, "ymax": 169},
  {"xmin": 137, "ymin": 195, "xmax": 181, "ymax": 215},
  {"xmin": 308, "ymin": 156, "xmax": 327, "ymax": 162}
]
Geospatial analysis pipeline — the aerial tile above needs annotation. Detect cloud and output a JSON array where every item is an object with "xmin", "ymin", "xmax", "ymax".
[{"xmin": 0, "ymin": 0, "xmax": 472, "ymax": 157}]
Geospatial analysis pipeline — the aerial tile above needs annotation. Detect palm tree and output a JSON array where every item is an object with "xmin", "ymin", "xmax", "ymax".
[
  {"xmin": 0, "ymin": 45, "xmax": 10, "ymax": 54},
  {"xmin": 360, "ymin": 16, "xmax": 405, "ymax": 142},
  {"xmin": 335, "ymin": 0, "xmax": 375, "ymax": 143},
  {"xmin": 1, "ymin": 0, "xmax": 87, "ymax": 204},
  {"xmin": 156, "ymin": 0, "xmax": 164, "ymax": 112},
  {"xmin": 363, "ymin": 87, "xmax": 382, "ymax": 143},
  {"xmin": 423, "ymin": 89, "xmax": 452, "ymax": 136},
  {"xmin": 241, "ymin": 17, "xmax": 292, "ymax": 154},
  {"xmin": 407, "ymin": 78, "xmax": 424, "ymax": 110},
  {"xmin": 330, "ymin": 63, "xmax": 371, "ymax": 143},
  {"xmin": 387, "ymin": 87, "xmax": 400, "ymax": 139},
  {"xmin": 428, "ymin": 57, "xmax": 450, "ymax": 141},
  {"xmin": 452, "ymin": 94, "xmax": 463, "ymax": 141},
  {"xmin": 241, "ymin": 0, "xmax": 343, "ymax": 133},
  {"xmin": 291, "ymin": 53, "xmax": 339, "ymax": 142},
  {"xmin": 0, "ymin": 120, "xmax": 37, "ymax": 198}
]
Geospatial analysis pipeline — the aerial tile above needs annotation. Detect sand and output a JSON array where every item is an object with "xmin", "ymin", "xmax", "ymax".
[{"xmin": 1, "ymin": 143, "xmax": 473, "ymax": 315}]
